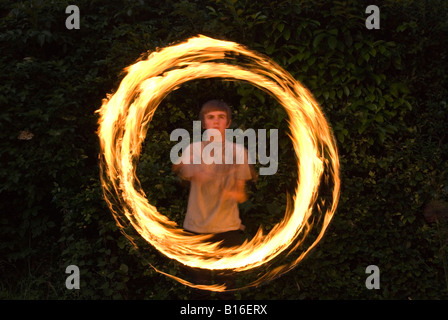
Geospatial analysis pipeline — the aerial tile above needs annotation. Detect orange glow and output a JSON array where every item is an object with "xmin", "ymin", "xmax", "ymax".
[{"xmin": 96, "ymin": 35, "xmax": 340, "ymax": 291}]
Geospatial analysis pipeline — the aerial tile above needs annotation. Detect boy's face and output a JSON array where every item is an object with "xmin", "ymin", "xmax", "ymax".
[{"xmin": 203, "ymin": 110, "xmax": 230, "ymax": 139}]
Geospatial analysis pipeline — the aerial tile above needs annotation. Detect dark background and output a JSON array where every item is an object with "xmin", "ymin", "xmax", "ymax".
[{"xmin": 1, "ymin": 0, "xmax": 447, "ymax": 299}]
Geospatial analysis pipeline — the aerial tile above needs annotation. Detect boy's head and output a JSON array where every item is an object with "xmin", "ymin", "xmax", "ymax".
[
  {"xmin": 200, "ymin": 100, "xmax": 231, "ymax": 123},
  {"xmin": 200, "ymin": 100, "xmax": 232, "ymax": 134}
]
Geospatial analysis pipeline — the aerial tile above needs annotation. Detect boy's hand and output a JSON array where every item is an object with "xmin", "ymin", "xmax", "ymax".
[
  {"xmin": 172, "ymin": 163, "xmax": 182, "ymax": 173},
  {"xmin": 223, "ymin": 180, "xmax": 248, "ymax": 203},
  {"xmin": 172, "ymin": 153, "xmax": 194, "ymax": 177},
  {"xmin": 223, "ymin": 190, "xmax": 247, "ymax": 203}
]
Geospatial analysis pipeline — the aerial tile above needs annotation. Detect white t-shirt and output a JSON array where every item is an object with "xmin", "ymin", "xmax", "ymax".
[{"xmin": 178, "ymin": 140, "xmax": 253, "ymax": 233}]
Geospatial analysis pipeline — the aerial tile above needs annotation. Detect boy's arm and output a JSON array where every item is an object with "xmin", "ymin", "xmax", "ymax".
[
  {"xmin": 223, "ymin": 179, "xmax": 248, "ymax": 203},
  {"xmin": 223, "ymin": 146, "xmax": 254, "ymax": 203},
  {"xmin": 172, "ymin": 162, "xmax": 188, "ymax": 179},
  {"xmin": 172, "ymin": 163, "xmax": 182, "ymax": 173},
  {"xmin": 172, "ymin": 145, "xmax": 193, "ymax": 179},
  {"xmin": 172, "ymin": 161, "xmax": 213, "ymax": 184}
]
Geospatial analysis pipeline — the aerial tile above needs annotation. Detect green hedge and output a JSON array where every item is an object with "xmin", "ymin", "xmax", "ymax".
[{"xmin": 1, "ymin": 0, "xmax": 447, "ymax": 299}]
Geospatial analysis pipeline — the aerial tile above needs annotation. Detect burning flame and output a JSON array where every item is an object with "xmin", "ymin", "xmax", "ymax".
[{"xmin": 96, "ymin": 35, "xmax": 340, "ymax": 291}]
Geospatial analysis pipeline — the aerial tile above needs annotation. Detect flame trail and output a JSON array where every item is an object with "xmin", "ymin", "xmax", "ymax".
[{"xmin": 96, "ymin": 35, "xmax": 340, "ymax": 291}]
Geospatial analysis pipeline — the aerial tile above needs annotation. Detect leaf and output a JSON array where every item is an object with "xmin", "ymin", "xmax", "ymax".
[
  {"xmin": 328, "ymin": 36, "xmax": 337, "ymax": 50},
  {"xmin": 283, "ymin": 28, "xmax": 291, "ymax": 41},
  {"xmin": 119, "ymin": 264, "xmax": 129, "ymax": 273},
  {"xmin": 358, "ymin": 125, "xmax": 367, "ymax": 134},
  {"xmin": 277, "ymin": 23, "xmax": 285, "ymax": 33},
  {"xmin": 38, "ymin": 33, "xmax": 45, "ymax": 46},
  {"xmin": 343, "ymin": 30, "xmax": 353, "ymax": 47},
  {"xmin": 313, "ymin": 33, "xmax": 326, "ymax": 48},
  {"xmin": 265, "ymin": 43, "xmax": 275, "ymax": 54},
  {"xmin": 375, "ymin": 114, "xmax": 384, "ymax": 123}
]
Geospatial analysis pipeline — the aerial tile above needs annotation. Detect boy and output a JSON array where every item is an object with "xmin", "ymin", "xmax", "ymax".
[{"xmin": 172, "ymin": 99, "xmax": 255, "ymax": 295}]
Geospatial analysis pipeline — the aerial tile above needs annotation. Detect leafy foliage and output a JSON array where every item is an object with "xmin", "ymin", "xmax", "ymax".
[{"xmin": 1, "ymin": 0, "xmax": 447, "ymax": 299}]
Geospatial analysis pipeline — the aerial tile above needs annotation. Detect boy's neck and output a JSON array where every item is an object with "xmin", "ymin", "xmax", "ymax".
[{"xmin": 205, "ymin": 131, "xmax": 226, "ymax": 143}]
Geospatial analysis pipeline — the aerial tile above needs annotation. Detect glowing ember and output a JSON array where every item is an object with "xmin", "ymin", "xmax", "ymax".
[{"xmin": 96, "ymin": 35, "xmax": 340, "ymax": 291}]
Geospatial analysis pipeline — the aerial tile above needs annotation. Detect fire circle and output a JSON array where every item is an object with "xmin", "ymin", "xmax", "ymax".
[{"xmin": 97, "ymin": 35, "xmax": 340, "ymax": 291}]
